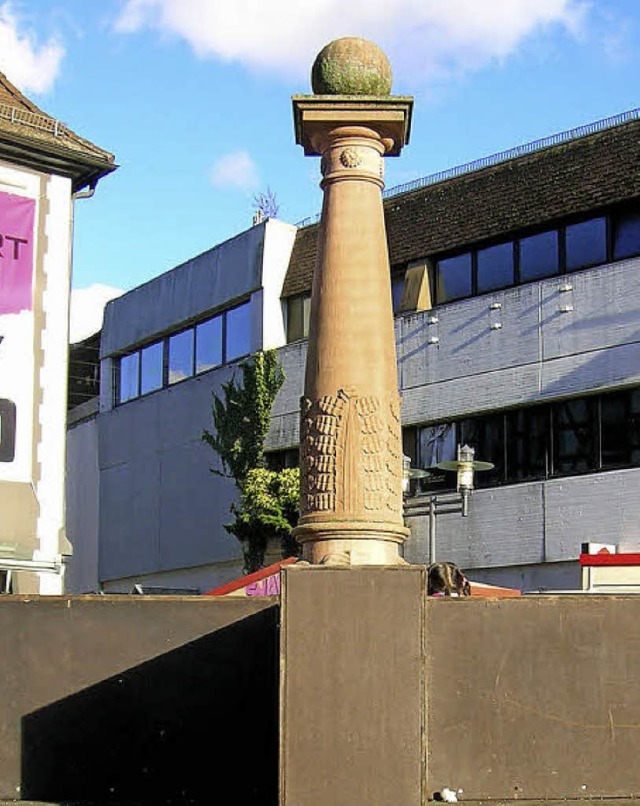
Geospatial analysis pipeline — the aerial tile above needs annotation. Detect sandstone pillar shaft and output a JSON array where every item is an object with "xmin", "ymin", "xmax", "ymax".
[{"xmin": 292, "ymin": 96, "xmax": 412, "ymax": 564}]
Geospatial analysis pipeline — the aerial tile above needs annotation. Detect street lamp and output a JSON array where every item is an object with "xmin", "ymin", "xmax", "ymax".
[
  {"xmin": 403, "ymin": 444, "xmax": 494, "ymax": 563},
  {"xmin": 402, "ymin": 454, "xmax": 430, "ymax": 495},
  {"xmin": 437, "ymin": 444, "xmax": 494, "ymax": 516}
]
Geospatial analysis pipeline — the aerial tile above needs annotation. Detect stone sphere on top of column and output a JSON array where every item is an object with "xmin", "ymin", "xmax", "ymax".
[{"xmin": 311, "ymin": 37, "xmax": 392, "ymax": 96}]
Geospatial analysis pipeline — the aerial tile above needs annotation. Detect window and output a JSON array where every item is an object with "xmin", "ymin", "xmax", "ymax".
[
  {"xmin": 196, "ymin": 315, "xmax": 223, "ymax": 374},
  {"xmin": 391, "ymin": 273, "xmax": 405, "ymax": 313},
  {"xmin": 477, "ymin": 242, "xmax": 514, "ymax": 293},
  {"xmin": 436, "ymin": 252, "xmax": 472, "ymax": 302},
  {"xmin": 265, "ymin": 448, "xmax": 300, "ymax": 471},
  {"xmin": 423, "ymin": 203, "xmax": 640, "ymax": 310},
  {"xmin": 460, "ymin": 413, "xmax": 504, "ymax": 487},
  {"xmin": 119, "ymin": 352, "xmax": 139, "ymax": 402},
  {"xmin": 519, "ymin": 230, "xmax": 559, "ymax": 282},
  {"xmin": 566, "ymin": 217, "xmax": 606, "ymax": 271},
  {"xmin": 287, "ymin": 294, "xmax": 311, "ymax": 342},
  {"xmin": 506, "ymin": 407, "xmax": 549, "ymax": 482},
  {"xmin": 418, "ymin": 422, "xmax": 457, "ymax": 469},
  {"xmin": 140, "ymin": 342, "xmax": 163, "ymax": 395},
  {"xmin": 601, "ymin": 389, "xmax": 640, "ymax": 469},
  {"xmin": 553, "ymin": 398, "xmax": 597, "ymax": 475},
  {"xmin": 613, "ymin": 210, "xmax": 640, "ymax": 260},
  {"xmin": 168, "ymin": 329, "xmax": 194, "ymax": 385},
  {"xmin": 226, "ymin": 301, "xmax": 251, "ymax": 361},
  {"xmin": 415, "ymin": 423, "xmax": 457, "ymax": 491}
]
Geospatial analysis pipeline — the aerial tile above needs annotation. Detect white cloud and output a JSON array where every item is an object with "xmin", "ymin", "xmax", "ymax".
[
  {"xmin": 69, "ymin": 284, "xmax": 124, "ymax": 343},
  {"xmin": 209, "ymin": 150, "xmax": 259, "ymax": 191},
  {"xmin": 0, "ymin": 3, "xmax": 64, "ymax": 93},
  {"xmin": 113, "ymin": 0, "xmax": 588, "ymax": 84}
]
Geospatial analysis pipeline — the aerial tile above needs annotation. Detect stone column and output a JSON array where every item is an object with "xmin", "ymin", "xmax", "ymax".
[{"xmin": 292, "ymin": 38, "xmax": 413, "ymax": 565}]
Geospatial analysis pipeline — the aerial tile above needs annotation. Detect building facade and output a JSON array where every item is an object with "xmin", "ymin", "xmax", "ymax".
[
  {"xmin": 67, "ymin": 218, "xmax": 297, "ymax": 593},
  {"xmin": 68, "ymin": 109, "xmax": 640, "ymax": 593}
]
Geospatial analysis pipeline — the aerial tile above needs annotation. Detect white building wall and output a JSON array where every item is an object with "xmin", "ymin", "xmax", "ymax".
[
  {"xmin": 261, "ymin": 219, "xmax": 297, "ymax": 349},
  {"xmin": 35, "ymin": 173, "xmax": 73, "ymax": 594},
  {"xmin": 0, "ymin": 161, "xmax": 73, "ymax": 594}
]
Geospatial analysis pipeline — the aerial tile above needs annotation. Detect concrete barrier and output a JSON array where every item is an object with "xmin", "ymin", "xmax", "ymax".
[
  {"xmin": 0, "ymin": 595, "xmax": 278, "ymax": 804},
  {"xmin": 3, "ymin": 575, "xmax": 640, "ymax": 804}
]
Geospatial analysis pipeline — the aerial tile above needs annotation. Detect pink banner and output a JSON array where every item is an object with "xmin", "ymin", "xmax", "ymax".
[{"xmin": 0, "ymin": 191, "xmax": 35, "ymax": 315}]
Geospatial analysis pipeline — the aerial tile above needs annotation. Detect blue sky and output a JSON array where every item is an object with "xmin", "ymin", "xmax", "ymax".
[{"xmin": 2, "ymin": 0, "xmax": 640, "ymax": 336}]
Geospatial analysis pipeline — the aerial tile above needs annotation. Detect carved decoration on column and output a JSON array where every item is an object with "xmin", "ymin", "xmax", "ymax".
[{"xmin": 300, "ymin": 389, "xmax": 403, "ymax": 520}]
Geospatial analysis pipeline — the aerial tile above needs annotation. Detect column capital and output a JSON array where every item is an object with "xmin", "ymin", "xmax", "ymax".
[{"xmin": 292, "ymin": 95, "xmax": 413, "ymax": 157}]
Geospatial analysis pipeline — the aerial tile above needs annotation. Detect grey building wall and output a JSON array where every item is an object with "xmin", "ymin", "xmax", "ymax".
[
  {"xmin": 92, "ymin": 220, "xmax": 297, "ymax": 589},
  {"xmin": 66, "ymin": 414, "xmax": 100, "ymax": 593},
  {"xmin": 100, "ymin": 223, "xmax": 267, "ymax": 359},
  {"xmin": 98, "ymin": 361, "xmax": 242, "ymax": 583},
  {"xmin": 88, "ymin": 231, "xmax": 640, "ymax": 590},
  {"xmin": 398, "ymin": 257, "xmax": 640, "ymax": 424},
  {"xmin": 269, "ymin": 255, "xmax": 640, "ymax": 584}
]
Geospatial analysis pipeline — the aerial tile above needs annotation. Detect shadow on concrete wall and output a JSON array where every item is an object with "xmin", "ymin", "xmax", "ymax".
[{"xmin": 21, "ymin": 607, "xmax": 278, "ymax": 805}]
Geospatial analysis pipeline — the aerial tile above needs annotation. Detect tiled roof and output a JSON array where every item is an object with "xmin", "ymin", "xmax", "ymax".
[
  {"xmin": 282, "ymin": 113, "xmax": 640, "ymax": 298},
  {"xmin": 0, "ymin": 70, "xmax": 115, "ymax": 190}
]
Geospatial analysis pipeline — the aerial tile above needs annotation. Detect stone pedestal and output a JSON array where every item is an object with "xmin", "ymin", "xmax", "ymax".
[
  {"xmin": 292, "ymin": 92, "xmax": 412, "ymax": 565},
  {"xmin": 279, "ymin": 565, "xmax": 425, "ymax": 804}
]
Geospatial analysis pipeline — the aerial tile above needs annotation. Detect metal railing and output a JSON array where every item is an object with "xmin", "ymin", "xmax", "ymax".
[
  {"xmin": 0, "ymin": 100, "xmax": 69, "ymax": 137},
  {"xmin": 296, "ymin": 106, "xmax": 640, "ymax": 228}
]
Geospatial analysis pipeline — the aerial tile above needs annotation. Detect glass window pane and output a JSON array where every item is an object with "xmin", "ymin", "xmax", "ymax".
[
  {"xmin": 601, "ymin": 389, "xmax": 640, "ymax": 469},
  {"xmin": 391, "ymin": 273, "xmax": 405, "ymax": 313},
  {"xmin": 140, "ymin": 341, "xmax": 163, "ymax": 395},
  {"xmin": 436, "ymin": 253, "xmax": 472, "ymax": 302},
  {"xmin": 226, "ymin": 302, "xmax": 251, "ymax": 361},
  {"xmin": 265, "ymin": 448, "xmax": 300, "ymax": 471},
  {"xmin": 287, "ymin": 295, "xmax": 309, "ymax": 342},
  {"xmin": 506, "ymin": 407, "xmax": 549, "ymax": 481},
  {"xmin": 119, "ymin": 352, "xmax": 139, "ymax": 403},
  {"xmin": 477, "ymin": 242, "xmax": 514, "ymax": 293},
  {"xmin": 552, "ymin": 398, "xmax": 597, "ymax": 475},
  {"xmin": 196, "ymin": 316, "xmax": 223, "ymax": 374},
  {"xmin": 303, "ymin": 294, "xmax": 311, "ymax": 336},
  {"xmin": 519, "ymin": 230, "xmax": 559, "ymax": 282},
  {"xmin": 168, "ymin": 329, "xmax": 194, "ymax": 385},
  {"xmin": 613, "ymin": 210, "xmax": 640, "ymax": 260},
  {"xmin": 460, "ymin": 414, "xmax": 504, "ymax": 487},
  {"xmin": 417, "ymin": 423, "xmax": 457, "ymax": 492},
  {"xmin": 566, "ymin": 217, "xmax": 606, "ymax": 271}
]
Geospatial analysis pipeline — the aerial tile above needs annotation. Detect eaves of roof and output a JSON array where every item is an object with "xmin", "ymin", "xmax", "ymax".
[
  {"xmin": 0, "ymin": 70, "xmax": 116, "ymax": 191},
  {"xmin": 282, "ymin": 115, "xmax": 640, "ymax": 299}
]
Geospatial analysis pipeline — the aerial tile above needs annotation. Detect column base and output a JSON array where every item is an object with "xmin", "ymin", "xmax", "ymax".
[{"xmin": 293, "ymin": 519, "xmax": 409, "ymax": 566}]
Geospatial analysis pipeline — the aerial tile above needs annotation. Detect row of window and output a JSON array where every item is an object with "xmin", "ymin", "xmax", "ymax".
[
  {"xmin": 265, "ymin": 388, "xmax": 640, "ymax": 492},
  {"xmin": 403, "ymin": 386, "xmax": 640, "ymax": 492},
  {"xmin": 117, "ymin": 301, "xmax": 251, "ymax": 404},
  {"xmin": 285, "ymin": 205, "xmax": 640, "ymax": 343},
  {"xmin": 434, "ymin": 206, "xmax": 640, "ymax": 304}
]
